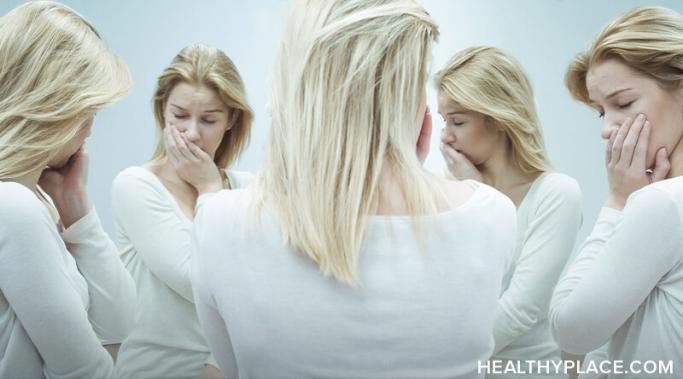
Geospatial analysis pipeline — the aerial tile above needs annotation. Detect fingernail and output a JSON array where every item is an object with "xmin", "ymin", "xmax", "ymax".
[{"xmin": 637, "ymin": 114, "xmax": 645, "ymax": 120}]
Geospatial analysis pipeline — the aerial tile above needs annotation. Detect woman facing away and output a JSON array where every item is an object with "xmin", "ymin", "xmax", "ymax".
[
  {"xmin": 191, "ymin": 0, "xmax": 517, "ymax": 378},
  {"xmin": 0, "ymin": 1, "xmax": 136, "ymax": 378},
  {"xmin": 550, "ymin": 6, "xmax": 683, "ymax": 379},
  {"xmin": 112, "ymin": 44, "xmax": 253, "ymax": 379},
  {"xmin": 435, "ymin": 47, "xmax": 583, "ymax": 378}
]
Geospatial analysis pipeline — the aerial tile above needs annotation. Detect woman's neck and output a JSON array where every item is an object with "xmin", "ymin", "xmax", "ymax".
[
  {"xmin": 479, "ymin": 146, "xmax": 536, "ymax": 191},
  {"xmin": 147, "ymin": 157, "xmax": 196, "ymax": 194},
  {"xmin": 5, "ymin": 167, "xmax": 43, "ymax": 191}
]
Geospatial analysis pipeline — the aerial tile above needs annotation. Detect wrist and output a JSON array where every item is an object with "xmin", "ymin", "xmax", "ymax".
[
  {"xmin": 604, "ymin": 194, "xmax": 626, "ymax": 211},
  {"xmin": 55, "ymin": 194, "xmax": 92, "ymax": 228},
  {"xmin": 195, "ymin": 178, "xmax": 223, "ymax": 195}
]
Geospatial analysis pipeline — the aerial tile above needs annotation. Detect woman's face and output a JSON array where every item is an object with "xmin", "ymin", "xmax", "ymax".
[
  {"xmin": 586, "ymin": 59, "xmax": 683, "ymax": 168},
  {"xmin": 163, "ymin": 82, "xmax": 233, "ymax": 159},
  {"xmin": 48, "ymin": 116, "xmax": 93, "ymax": 168},
  {"xmin": 437, "ymin": 92, "xmax": 505, "ymax": 165}
]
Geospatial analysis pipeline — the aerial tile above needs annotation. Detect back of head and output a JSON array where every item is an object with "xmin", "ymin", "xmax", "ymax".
[
  {"xmin": 151, "ymin": 44, "xmax": 253, "ymax": 169},
  {"xmin": 434, "ymin": 46, "xmax": 551, "ymax": 174},
  {"xmin": 0, "ymin": 1, "xmax": 131, "ymax": 179},
  {"xmin": 260, "ymin": 0, "xmax": 439, "ymax": 285},
  {"xmin": 566, "ymin": 6, "xmax": 683, "ymax": 105}
]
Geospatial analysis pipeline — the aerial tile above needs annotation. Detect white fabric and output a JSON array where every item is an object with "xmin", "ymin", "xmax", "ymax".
[
  {"xmin": 491, "ymin": 172, "xmax": 582, "ymax": 378},
  {"xmin": 0, "ymin": 181, "xmax": 136, "ymax": 379},
  {"xmin": 191, "ymin": 180, "xmax": 517, "ymax": 378},
  {"xmin": 550, "ymin": 176, "xmax": 683, "ymax": 379},
  {"xmin": 112, "ymin": 166, "xmax": 253, "ymax": 379}
]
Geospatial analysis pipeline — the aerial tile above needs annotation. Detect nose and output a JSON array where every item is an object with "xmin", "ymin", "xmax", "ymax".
[
  {"xmin": 177, "ymin": 121, "xmax": 200, "ymax": 142},
  {"xmin": 600, "ymin": 115, "xmax": 622, "ymax": 140},
  {"xmin": 441, "ymin": 126, "xmax": 456, "ymax": 144}
]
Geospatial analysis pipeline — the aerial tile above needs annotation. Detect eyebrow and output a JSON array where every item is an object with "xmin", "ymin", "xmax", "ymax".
[
  {"xmin": 446, "ymin": 111, "xmax": 468, "ymax": 116},
  {"xmin": 170, "ymin": 104, "xmax": 225, "ymax": 113},
  {"xmin": 605, "ymin": 88, "xmax": 632, "ymax": 100}
]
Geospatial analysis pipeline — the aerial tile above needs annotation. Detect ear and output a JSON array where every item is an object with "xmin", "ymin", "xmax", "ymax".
[{"xmin": 227, "ymin": 109, "xmax": 240, "ymax": 131}]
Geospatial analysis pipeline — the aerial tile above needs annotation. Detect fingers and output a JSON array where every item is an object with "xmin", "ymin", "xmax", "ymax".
[
  {"xmin": 606, "ymin": 128, "xmax": 616, "ymax": 165},
  {"xmin": 185, "ymin": 137, "xmax": 212, "ymax": 162},
  {"xmin": 171, "ymin": 125, "xmax": 198, "ymax": 162},
  {"xmin": 651, "ymin": 147, "xmax": 671, "ymax": 182},
  {"xmin": 631, "ymin": 120, "xmax": 650, "ymax": 169},
  {"xmin": 165, "ymin": 123, "xmax": 198, "ymax": 165},
  {"xmin": 439, "ymin": 142, "xmax": 459, "ymax": 164},
  {"xmin": 609, "ymin": 117, "xmax": 632, "ymax": 165},
  {"xmin": 619, "ymin": 114, "xmax": 645, "ymax": 167}
]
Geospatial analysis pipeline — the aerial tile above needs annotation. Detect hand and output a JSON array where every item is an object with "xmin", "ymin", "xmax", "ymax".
[
  {"xmin": 164, "ymin": 123, "xmax": 223, "ymax": 194},
  {"xmin": 605, "ymin": 114, "xmax": 670, "ymax": 210},
  {"xmin": 416, "ymin": 106, "xmax": 432, "ymax": 164},
  {"xmin": 39, "ymin": 146, "xmax": 92, "ymax": 228},
  {"xmin": 440, "ymin": 139, "xmax": 483, "ymax": 181}
]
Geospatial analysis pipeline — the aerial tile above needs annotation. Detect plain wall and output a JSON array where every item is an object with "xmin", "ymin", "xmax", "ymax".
[{"xmin": 2, "ymin": 0, "xmax": 682, "ymax": 246}]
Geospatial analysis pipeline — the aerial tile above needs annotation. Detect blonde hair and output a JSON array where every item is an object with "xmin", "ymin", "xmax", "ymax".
[
  {"xmin": 255, "ymin": 0, "xmax": 439, "ymax": 285},
  {"xmin": 566, "ymin": 6, "xmax": 683, "ymax": 105},
  {"xmin": 151, "ymin": 44, "xmax": 253, "ymax": 169},
  {"xmin": 0, "ymin": 1, "xmax": 131, "ymax": 179},
  {"xmin": 434, "ymin": 46, "xmax": 551, "ymax": 174}
]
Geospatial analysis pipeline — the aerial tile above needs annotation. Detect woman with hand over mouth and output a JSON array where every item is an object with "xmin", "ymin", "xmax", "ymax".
[{"xmin": 0, "ymin": 1, "xmax": 136, "ymax": 377}]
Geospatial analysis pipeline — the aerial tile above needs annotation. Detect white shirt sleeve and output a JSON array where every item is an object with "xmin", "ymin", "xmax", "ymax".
[
  {"xmin": 112, "ymin": 170, "xmax": 195, "ymax": 302},
  {"xmin": 191, "ymin": 196, "xmax": 239, "ymax": 378},
  {"xmin": 0, "ymin": 186, "xmax": 117, "ymax": 378},
  {"xmin": 549, "ymin": 187, "xmax": 682, "ymax": 354},
  {"xmin": 493, "ymin": 175, "xmax": 582, "ymax": 353},
  {"xmin": 61, "ymin": 207, "xmax": 137, "ymax": 344}
]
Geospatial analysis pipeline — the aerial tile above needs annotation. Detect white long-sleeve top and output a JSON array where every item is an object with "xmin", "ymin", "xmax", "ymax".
[
  {"xmin": 112, "ymin": 166, "xmax": 253, "ymax": 379},
  {"xmin": 0, "ymin": 181, "xmax": 136, "ymax": 379},
  {"xmin": 492, "ymin": 173, "xmax": 582, "ymax": 372},
  {"xmin": 191, "ymin": 180, "xmax": 517, "ymax": 378},
  {"xmin": 550, "ymin": 176, "xmax": 683, "ymax": 379}
]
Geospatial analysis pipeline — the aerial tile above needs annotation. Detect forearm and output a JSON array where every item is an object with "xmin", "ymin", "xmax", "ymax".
[{"xmin": 63, "ymin": 208, "xmax": 137, "ymax": 341}]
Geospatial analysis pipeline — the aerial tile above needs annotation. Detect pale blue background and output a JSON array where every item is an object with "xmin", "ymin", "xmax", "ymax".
[{"xmin": 3, "ymin": 0, "xmax": 682, "ymax": 245}]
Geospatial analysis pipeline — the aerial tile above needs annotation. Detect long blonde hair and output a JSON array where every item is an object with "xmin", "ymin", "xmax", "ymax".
[
  {"xmin": 0, "ymin": 1, "xmax": 131, "ymax": 179},
  {"xmin": 151, "ymin": 44, "xmax": 253, "ymax": 169},
  {"xmin": 434, "ymin": 46, "xmax": 551, "ymax": 174},
  {"xmin": 255, "ymin": 0, "xmax": 440, "ymax": 285},
  {"xmin": 566, "ymin": 6, "xmax": 683, "ymax": 105}
]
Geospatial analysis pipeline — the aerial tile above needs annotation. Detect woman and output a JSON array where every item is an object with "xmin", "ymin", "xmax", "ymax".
[
  {"xmin": 112, "ymin": 44, "xmax": 253, "ymax": 379},
  {"xmin": 435, "ymin": 47, "xmax": 583, "ymax": 377},
  {"xmin": 0, "ymin": 1, "xmax": 136, "ymax": 377},
  {"xmin": 191, "ymin": 0, "xmax": 517, "ymax": 377},
  {"xmin": 550, "ymin": 6, "xmax": 683, "ymax": 378}
]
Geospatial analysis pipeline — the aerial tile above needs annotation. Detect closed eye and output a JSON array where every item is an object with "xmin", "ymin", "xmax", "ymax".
[{"xmin": 617, "ymin": 100, "xmax": 634, "ymax": 110}]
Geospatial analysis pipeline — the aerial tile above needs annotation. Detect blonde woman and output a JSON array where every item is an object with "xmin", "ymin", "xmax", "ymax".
[
  {"xmin": 435, "ymin": 47, "xmax": 583, "ymax": 377},
  {"xmin": 0, "ymin": 1, "xmax": 136, "ymax": 377},
  {"xmin": 112, "ymin": 44, "xmax": 253, "ymax": 379},
  {"xmin": 550, "ymin": 6, "xmax": 683, "ymax": 378},
  {"xmin": 191, "ymin": 0, "xmax": 517, "ymax": 377}
]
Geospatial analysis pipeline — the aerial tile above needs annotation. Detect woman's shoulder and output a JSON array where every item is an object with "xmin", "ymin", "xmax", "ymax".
[
  {"xmin": 0, "ymin": 181, "xmax": 50, "ymax": 230},
  {"xmin": 112, "ymin": 166, "xmax": 165, "ymax": 194},
  {"xmin": 628, "ymin": 176, "xmax": 683, "ymax": 213},
  {"xmin": 527, "ymin": 171, "xmax": 582, "ymax": 208},
  {"xmin": 225, "ymin": 169, "xmax": 255, "ymax": 189},
  {"xmin": 437, "ymin": 177, "xmax": 516, "ymax": 220},
  {"xmin": 535, "ymin": 172, "xmax": 581, "ymax": 197}
]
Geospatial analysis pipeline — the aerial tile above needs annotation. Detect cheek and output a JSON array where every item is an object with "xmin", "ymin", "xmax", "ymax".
[{"xmin": 205, "ymin": 128, "xmax": 226, "ymax": 149}]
